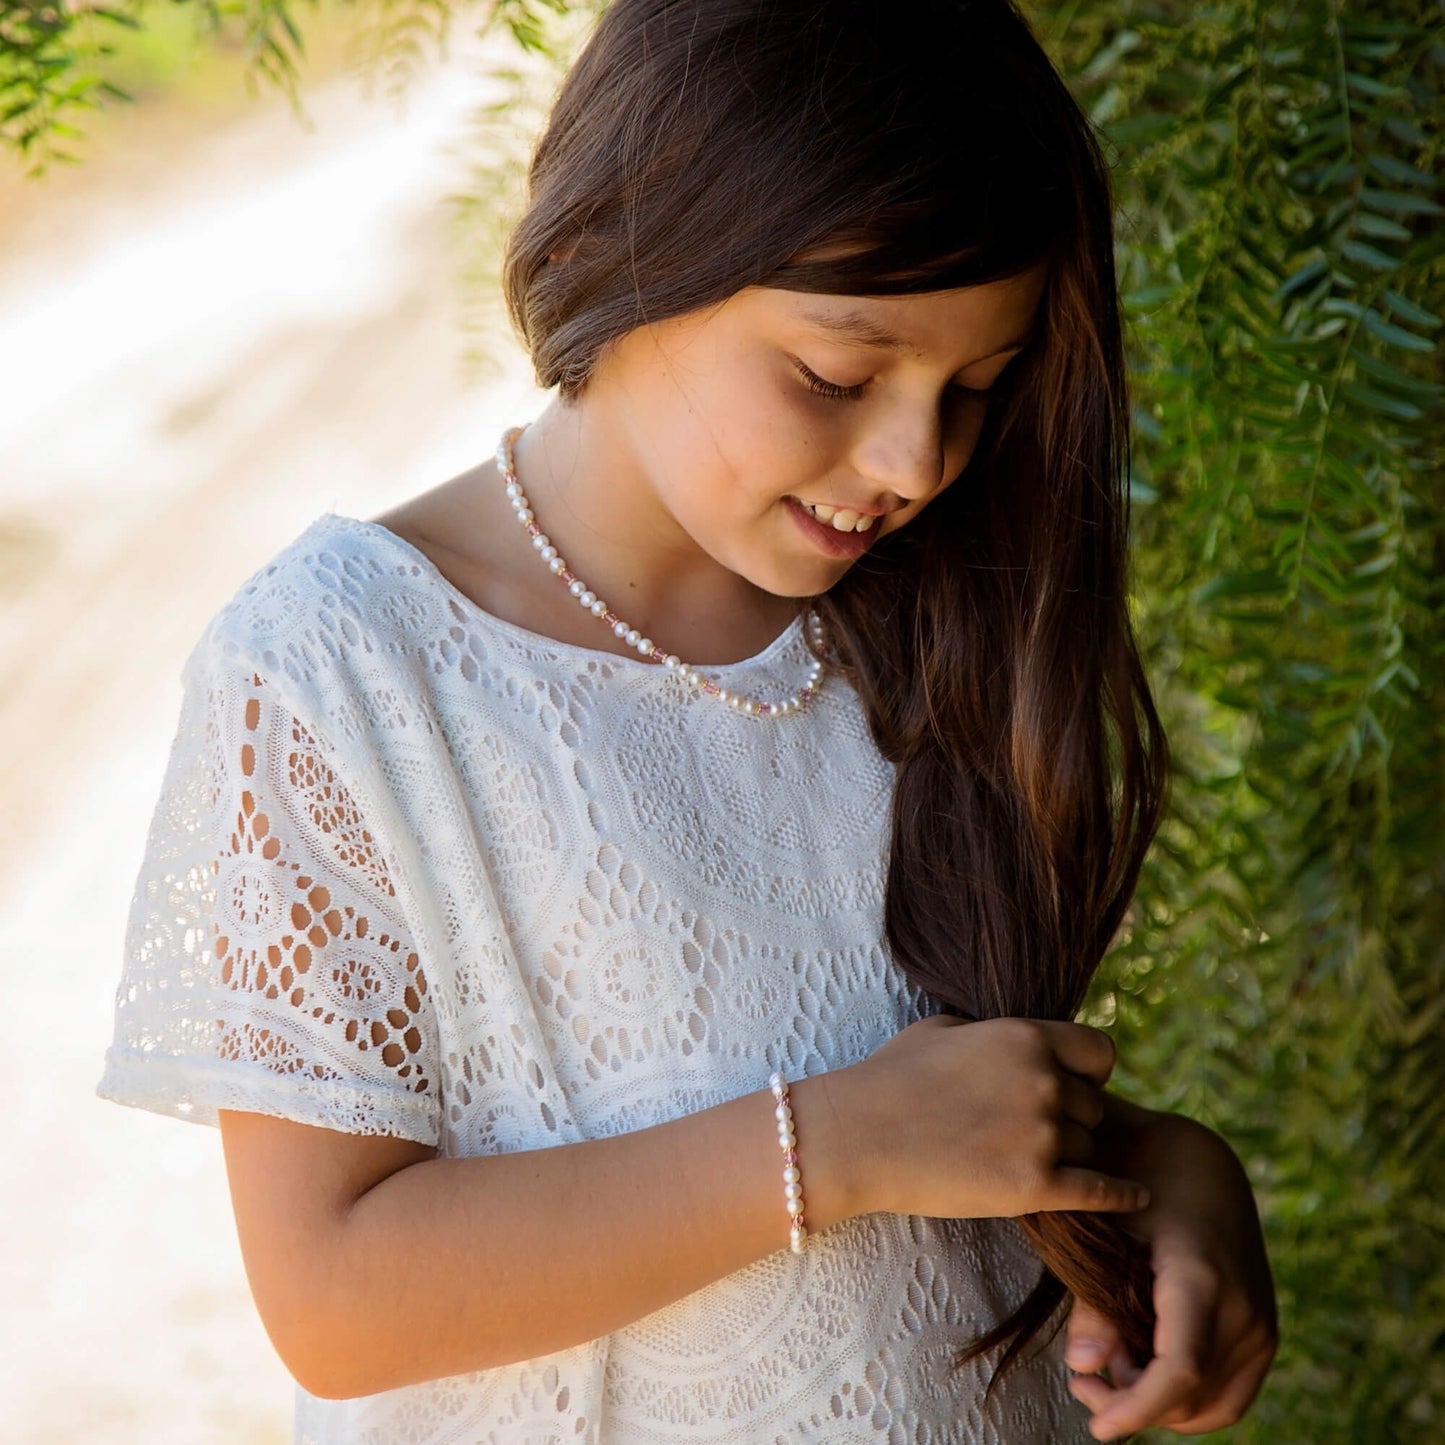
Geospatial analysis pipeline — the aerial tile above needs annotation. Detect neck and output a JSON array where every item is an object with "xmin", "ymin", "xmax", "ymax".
[{"xmin": 509, "ymin": 398, "xmax": 802, "ymax": 665}]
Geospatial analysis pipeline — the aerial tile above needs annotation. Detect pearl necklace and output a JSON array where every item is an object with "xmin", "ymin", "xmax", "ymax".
[{"xmin": 496, "ymin": 424, "xmax": 826, "ymax": 718}]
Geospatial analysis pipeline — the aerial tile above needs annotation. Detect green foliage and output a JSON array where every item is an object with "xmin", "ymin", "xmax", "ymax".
[
  {"xmin": 0, "ymin": 0, "xmax": 582, "ymax": 174},
  {"xmin": 1041, "ymin": 1, "xmax": 1444, "ymax": 1438},
  {"xmin": 1, "ymin": 0, "xmax": 141, "ymax": 173}
]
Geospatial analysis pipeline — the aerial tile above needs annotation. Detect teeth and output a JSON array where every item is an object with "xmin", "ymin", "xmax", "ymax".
[{"xmin": 800, "ymin": 499, "xmax": 874, "ymax": 533}]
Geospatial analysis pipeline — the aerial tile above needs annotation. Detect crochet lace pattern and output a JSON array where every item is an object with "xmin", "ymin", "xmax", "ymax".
[{"xmin": 98, "ymin": 512, "xmax": 1092, "ymax": 1443}]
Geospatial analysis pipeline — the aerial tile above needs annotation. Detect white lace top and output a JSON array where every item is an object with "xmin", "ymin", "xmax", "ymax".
[{"xmin": 98, "ymin": 511, "xmax": 1092, "ymax": 1443}]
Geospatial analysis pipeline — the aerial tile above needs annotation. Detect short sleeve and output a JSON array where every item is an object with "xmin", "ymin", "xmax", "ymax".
[{"xmin": 97, "ymin": 643, "xmax": 441, "ymax": 1146}]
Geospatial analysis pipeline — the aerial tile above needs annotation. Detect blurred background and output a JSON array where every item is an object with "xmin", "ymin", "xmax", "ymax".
[
  {"xmin": 0, "ymin": 2, "xmax": 552, "ymax": 1437},
  {"xmin": 0, "ymin": 1, "xmax": 1440, "ymax": 1441}
]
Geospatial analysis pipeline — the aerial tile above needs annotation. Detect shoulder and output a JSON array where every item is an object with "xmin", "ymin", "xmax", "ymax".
[{"xmin": 183, "ymin": 509, "xmax": 446, "ymax": 710}]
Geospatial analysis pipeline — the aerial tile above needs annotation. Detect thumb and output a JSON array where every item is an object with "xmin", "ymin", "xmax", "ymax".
[{"xmin": 1065, "ymin": 1302, "xmax": 1121, "ymax": 1374}]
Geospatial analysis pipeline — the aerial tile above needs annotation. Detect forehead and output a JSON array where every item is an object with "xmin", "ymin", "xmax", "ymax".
[{"xmin": 740, "ymin": 268, "xmax": 1047, "ymax": 359}]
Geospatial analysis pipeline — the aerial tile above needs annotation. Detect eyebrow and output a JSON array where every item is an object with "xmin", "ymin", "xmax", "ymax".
[{"xmin": 796, "ymin": 305, "xmax": 1034, "ymax": 363}]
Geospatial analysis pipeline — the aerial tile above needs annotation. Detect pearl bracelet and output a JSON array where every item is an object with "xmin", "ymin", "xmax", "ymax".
[{"xmin": 768, "ymin": 1070, "xmax": 808, "ymax": 1253}]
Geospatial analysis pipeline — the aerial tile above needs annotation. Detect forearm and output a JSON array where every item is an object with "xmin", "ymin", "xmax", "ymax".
[{"xmin": 294, "ymin": 1073, "xmax": 859, "ymax": 1397}]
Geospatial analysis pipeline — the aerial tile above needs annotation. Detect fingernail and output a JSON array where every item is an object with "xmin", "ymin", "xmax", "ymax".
[
  {"xmin": 1068, "ymin": 1340, "xmax": 1107, "ymax": 1367},
  {"xmin": 1133, "ymin": 1187, "xmax": 1151, "ymax": 1208}
]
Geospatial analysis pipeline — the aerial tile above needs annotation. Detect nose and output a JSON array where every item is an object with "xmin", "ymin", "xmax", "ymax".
[{"xmin": 849, "ymin": 407, "xmax": 951, "ymax": 508}]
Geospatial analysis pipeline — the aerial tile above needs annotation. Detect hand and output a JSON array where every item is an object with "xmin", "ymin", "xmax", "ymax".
[
  {"xmin": 1063, "ymin": 1107, "xmax": 1278, "ymax": 1439},
  {"xmin": 831, "ymin": 1015, "xmax": 1154, "ymax": 1221}
]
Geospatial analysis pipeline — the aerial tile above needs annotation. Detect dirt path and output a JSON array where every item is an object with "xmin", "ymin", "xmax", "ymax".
[{"xmin": 0, "ymin": 30, "xmax": 546, "ymax": 1441}]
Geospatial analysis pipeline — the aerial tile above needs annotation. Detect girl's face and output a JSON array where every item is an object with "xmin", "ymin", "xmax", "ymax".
[{"xmin": 577, "ymin": 266, "xmax": 1048, "ymax": 604}]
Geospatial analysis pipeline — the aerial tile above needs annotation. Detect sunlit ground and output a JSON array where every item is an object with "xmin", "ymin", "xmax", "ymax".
[{"xmin": 0, "ymin": 17, "xmax": 549, "ymax": 1439}]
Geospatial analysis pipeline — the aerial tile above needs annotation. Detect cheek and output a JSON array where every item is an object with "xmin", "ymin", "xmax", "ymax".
[
  {"xmin": 944, "ymin": 402, "xmax": 991, "ymax": 475},
  {"xmin": 724, "ymin": 383, "xmax": 836, "ymax": 499}
]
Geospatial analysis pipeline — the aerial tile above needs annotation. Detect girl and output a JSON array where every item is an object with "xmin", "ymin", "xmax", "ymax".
[{"xmin": 98, "ymin": 0, "xmax": 1277, "ymax": 1440}]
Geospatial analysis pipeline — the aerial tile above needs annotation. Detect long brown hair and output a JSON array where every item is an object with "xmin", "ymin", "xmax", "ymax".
[{"xmin": 502, "ymin": 0, "xmax": 1169, "ymax": 1386}]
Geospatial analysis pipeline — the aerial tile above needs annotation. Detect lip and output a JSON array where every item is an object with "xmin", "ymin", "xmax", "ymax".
[{"xmin": 785, "ymin": 496, "xmax": 879, "ymax": 559}]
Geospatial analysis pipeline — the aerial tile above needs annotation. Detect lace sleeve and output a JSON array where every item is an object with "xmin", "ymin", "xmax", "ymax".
[{"xmin": 97, "ymin": 647, "xmax": 440, "ymax": 1145}]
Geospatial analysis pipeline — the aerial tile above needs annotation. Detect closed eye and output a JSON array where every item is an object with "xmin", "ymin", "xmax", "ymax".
[
  {"xmin": 792, "ymin": 359, "xmax": 994, "ymax": 403},
  {"xmin": 793, "ymin": 360, "xmax": 866, "ymax": 401}
]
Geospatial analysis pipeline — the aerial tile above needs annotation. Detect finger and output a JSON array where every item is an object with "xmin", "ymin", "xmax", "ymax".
[
  {"xmin": 1104, "ymin": 1342, "xmax": 1145, "ymax": 1388},
  {"xmin": 1057, "ymin": 1121, "xmax": 1096, "ymax": 1163},
  {"xmin": 1059, "ymin": 1076, "xmax": 1106, "ymax": 1129},
  {"xmin": 1040, "ymin": 1021, "xmax": 1118, "ymax": 1087},
  {"xmin": 1044, "ymin": 1167, "xmax": 1150, "ymax": 1214},
  {"xmin": 1067, "ymin": 1371, "xmax": 1122, "ymax": 1421},
  {"xmin": 1064, "ymin": 1302, "xmax": 1121, "ymax": 1374},
  {"xmin": 1085, "ymin": 1261, "xmax": 1219, "ymax": 1437}
]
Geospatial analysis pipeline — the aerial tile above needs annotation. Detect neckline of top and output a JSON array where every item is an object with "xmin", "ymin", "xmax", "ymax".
[{"xmin": 317, "ymin": 511, "xmax": 810, "ymax": 675}]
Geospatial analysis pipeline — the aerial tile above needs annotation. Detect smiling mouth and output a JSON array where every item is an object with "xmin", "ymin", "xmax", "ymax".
[
  {"xmin": 793, "ymin": 499, "xmax": 877, "ymax": 533},
  {"xmin": 786, "ymin": 496, "xmax": 880, "ymax": 557}
]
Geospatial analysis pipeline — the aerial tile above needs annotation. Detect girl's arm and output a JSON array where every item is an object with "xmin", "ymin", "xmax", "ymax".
[
  {"xmin": 219, "ymin": 1015, "xmax": 1147, "ymax": 1399},
  {"xmin": 1062, "ymin": 1096, "xmax": 1279, "ymax": 1440},
  {"xmin": 218, "ymin": 1076, "xmax": 857, "ymax": 1399}
]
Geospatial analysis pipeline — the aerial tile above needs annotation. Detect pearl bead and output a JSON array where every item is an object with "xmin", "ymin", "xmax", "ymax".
[
  {"xmin": 774, "ymin": 1103, "xmax": 792, "ymax": 1124},
  {"xmin": 499, "ymin": 425, "xmax": 825, "ymax": 720},
  {"xmin": 785, "ymin": 1196, "xmax": 805, "ymax": 1217},
  {"xmin": 778, "ymin": 1130, "xmax": 796, "ymax": 1150},
  {"xmin": 783, "ymin": 1166, "xmax": 800, "ymax": 1183},
  {"xmin": 784, "ymin": 1181, "xmax": 802, "ymax": 1201}
]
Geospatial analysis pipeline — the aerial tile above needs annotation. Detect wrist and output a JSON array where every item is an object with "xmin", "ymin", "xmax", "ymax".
[
  {"xmin": 1097, "ymin": 1100, "xmax": 1250, "ymax": 1241},
  {"xmin": 786, "ymin": 1068, "xmax": 871, "ymax": 1228}
]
